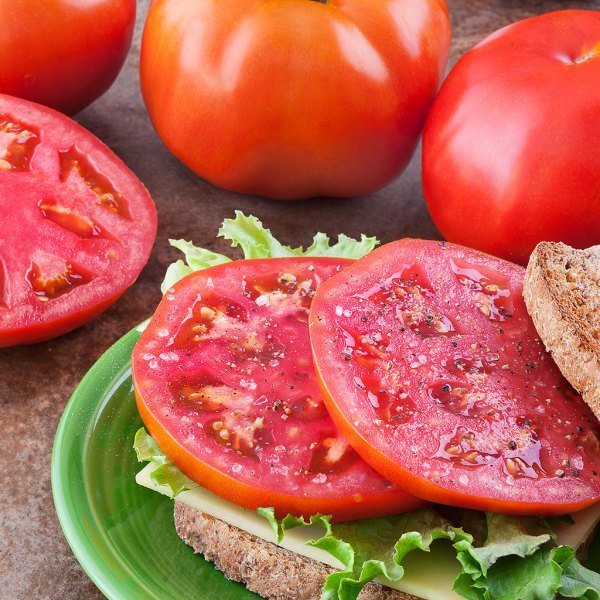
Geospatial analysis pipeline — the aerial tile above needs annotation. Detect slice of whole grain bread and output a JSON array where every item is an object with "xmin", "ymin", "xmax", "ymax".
[
  {"xmin": 524, "ymin": 242, "xmax": 600, "ymax": 418},
  {"xmin": 174, "ymin": 501, "xmax": 419, "ymax": 600}
]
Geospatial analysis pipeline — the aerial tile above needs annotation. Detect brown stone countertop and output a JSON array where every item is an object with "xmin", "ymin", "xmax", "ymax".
[{"xmin": 0, "ymin": 0, "xmax": 597, "ymax": 597}]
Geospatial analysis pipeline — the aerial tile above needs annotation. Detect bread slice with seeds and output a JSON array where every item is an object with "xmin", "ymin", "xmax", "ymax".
[
  {"xmin": 174, "ymin": 501, "xmax": 418, "ymax": 600},
  {"xmin": 523, "ymin": 242, "xmax": 600, "ymax": 418}
]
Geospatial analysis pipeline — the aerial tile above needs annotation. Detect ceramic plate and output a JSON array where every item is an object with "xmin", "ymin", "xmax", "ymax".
[{"xmin": 52, "ymin": 328, "xmax": 600, "ymax": 599}]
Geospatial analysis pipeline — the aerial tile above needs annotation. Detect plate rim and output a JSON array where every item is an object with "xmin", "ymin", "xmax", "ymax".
[{"xmin": 51, "ymin": 327, "xmax": 141, "ymax": 600}]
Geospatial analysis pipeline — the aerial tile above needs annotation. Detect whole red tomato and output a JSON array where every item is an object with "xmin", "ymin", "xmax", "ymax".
[
  {"xmin": 0, "ymin": 0, "xmax": 136, "ymax": 115},
  {"xmin": 422, "ymin": 10, "xmax": 600, "ymax": 265},
  {"xmin": 141, "ymin": 0, "xmax": 451, "ymax": 200}
]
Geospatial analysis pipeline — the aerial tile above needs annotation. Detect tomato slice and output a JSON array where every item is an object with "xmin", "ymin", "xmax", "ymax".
[
  {"xmin": 309, "ymin": 239, "xmax": 600, "ymax": 515},
  {"xmin": 0, "ymin": 94, "xmax": 156, "ymax": 346},
  {"xmin": 132, "ymin": 257, "xmax": 423, "ymax": 520}
]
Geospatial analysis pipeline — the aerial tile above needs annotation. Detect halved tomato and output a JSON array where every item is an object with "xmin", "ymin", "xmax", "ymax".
[
  {"xmin": 309, "ymin": 239, "xmax": 600, "ymax": 515},
  {"xmin": 132, "ymin": 257, "xmax": 423, "ymax": 520},
  {"xmin": 0, "ymin": 94, "xmax": 157, "ymax": 347}
]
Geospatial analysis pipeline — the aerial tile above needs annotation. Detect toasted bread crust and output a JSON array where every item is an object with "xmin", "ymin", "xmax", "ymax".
[
  {"xmin": 174, "ymin": 501, "xmax": 418, "ymax": 600},
  {"xmin": 524, "ymin": 242, "xmax": 600, "ymax": 419}
]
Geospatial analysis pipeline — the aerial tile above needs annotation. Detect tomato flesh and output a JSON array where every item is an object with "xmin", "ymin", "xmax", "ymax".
[
  {"xmin": 132, "ymin": 258, "xmax": 423, "ymax": 520},
  {"xmin": 0, "ymin": 94, "xmax": 157, "ymax": 346},
  {"xmin": 309, "ymin": 239, "xmax": 600, "ymax": 515}
]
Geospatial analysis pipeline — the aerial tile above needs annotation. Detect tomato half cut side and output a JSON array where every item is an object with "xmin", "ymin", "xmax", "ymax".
[
  {"xmin": 0, "ymin": 94, "xmax": 157, "ymax": 347},
  {"xmin": 309, "ymin": 239, "xmax": 600, "ymax": 515},
  {"xmin": 132, "ymin": 257, "xmax": 424, "ymax": 521}
]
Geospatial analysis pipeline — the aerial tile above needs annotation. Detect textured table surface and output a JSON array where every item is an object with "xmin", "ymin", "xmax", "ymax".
[{"xmin": 0, "ymin": 0, "xmax": 597, "ymax": 597}]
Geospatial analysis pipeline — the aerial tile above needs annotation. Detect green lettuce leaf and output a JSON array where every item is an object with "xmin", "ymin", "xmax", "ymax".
[
  {"xmin": 455, "ymin": 542, "xmax": 562, "ymax": 600},
  {"xmin": 257, "ymin": 507, "xmax": 334, "ymax": 543},
  {"xmin": 557, "ymin": 545, "xmax": 600, "ymax": 599},
  {"xmin": 218, "ymin": 211, "xmax": 379, "ymax": 260},
  {"xmin": 217, "ymin": 212, "xmax": 295, "ymax": 259},
  {"xmin": 133, "ymin": 428, "xmax": 197, "ymax": 497},
  {"xmin": 259, "ymin": 505, "xmax": 600, "ymax": 600},
  {"xmin": 325, "ymin": 510, "xmax": 472, "ymax": 600},
  {"xmin": 160, "ymin": 240, "xmax": 231, "ymax": 293},
  {"xmin": 258, "ymin": 506, "xmax": 471, "ymax": 600},
  {"xmin": 161, "ymin": 212, "xmax": 378, "ymax": 292},
  {"xmin": 454, "ymin": 513, "xmax": 554, "ymax": 578},
  {"xmin": 454, "ymin": 542, "xmax": 599, "ymax": 600},
  {"xmin": 450, "ymin": 514, "xmax": 597, "ymax": 600}
]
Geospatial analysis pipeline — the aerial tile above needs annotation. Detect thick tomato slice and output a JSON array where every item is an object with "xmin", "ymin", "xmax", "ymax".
[
  {"xmin": 132, "ymin": 257, "xmax": 423, "ymax": 521},
  {"xmin": 0, "ymin": 94, "xmax": 156, "ymax": 347},
  {"xmin": 309, "ymin": 239, "xmax": 600, "ymax": 515}
]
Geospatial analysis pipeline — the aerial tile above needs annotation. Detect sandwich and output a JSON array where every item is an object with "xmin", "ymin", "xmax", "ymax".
[{"xmin": 132, "ymin": 213, "xmax": 600, "ymax": 600}]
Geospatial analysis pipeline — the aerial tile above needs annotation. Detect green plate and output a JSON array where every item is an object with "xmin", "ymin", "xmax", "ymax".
[
  {"xmin": 51, "ymin": 327, "xmax": 257, "ymax": 600},
  {"xmin": 52, "ymin": 328, "xmax": 600, "ymax": 599}
]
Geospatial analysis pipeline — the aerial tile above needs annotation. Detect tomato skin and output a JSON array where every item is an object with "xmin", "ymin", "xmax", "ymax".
[
  {"xmin": 0, "ymin": 94, "xmax": 157, "ymax": 347},
  {"xmin": 133, "ymin": 258, "xmax": 424, "ymax": 521},
  {"xmin": 0, "ymin": 294, "xmax": 123, "ymax": 348},
  {"xmin": 422, "ymin": 10, "xmax": 600, "ymax": 265},
  {"xmin": 310, "ymin": 239, "xmax": 600, "ymax": 515},
  {"xmin": 0, "ymin": 0, "xmax": 135, "ymax": 115},
  {"xmin": 140, "ymin": 0, "xmax": 451, "ymax": 200}
]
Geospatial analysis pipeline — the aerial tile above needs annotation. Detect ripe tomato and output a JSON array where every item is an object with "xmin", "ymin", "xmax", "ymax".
[
  {"xmin": 0, "ymin": 0, "xmax": 135, "ymax": 115},
  {"xmin": 132, "ymin": 258, "xmax": 423, "ymax": 520},
  {"xmin": 0, "ymin": 94, "xmax": 157, "ymax": 347},
  {"xmin": 140, "ymin": 0, "xmax": 451, "ymax": 200},
  {"xmin": 422, "ymin": 10, "xmax": 600, "ymax": 265},
  {"xmin": 309, "ymin": 239, "xmax": 600, "ymax": 515}
]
